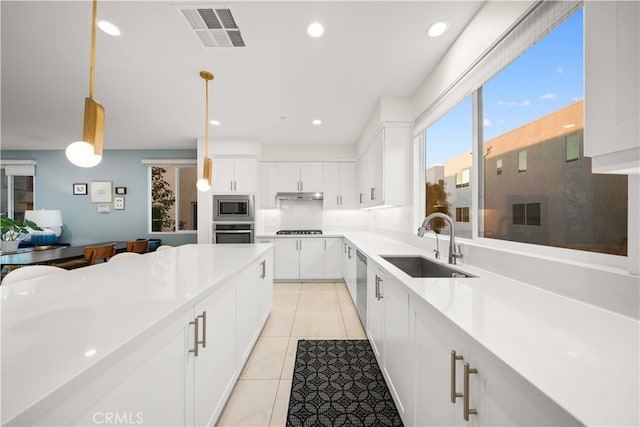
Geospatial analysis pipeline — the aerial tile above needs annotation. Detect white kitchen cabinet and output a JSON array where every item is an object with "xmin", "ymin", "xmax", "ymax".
[
  {"xmin": 211, "ymin": 158, "xmax": 257, "ymax": 193},
  {"xmin": 357, "ymin": 123, "xmax": 411, "ymax": 208},
  {"xmin": 259, "ymin": 162, "xmax": 279, "ymax": 208},
  {"xmin": 411, "ymin": 296, "xmax": 580, "ymax": 427},
  {"xmin": 277, "ymin": 162, "xmax": 323, "ymax": 193},
  {"xmin": 323, "ymin": 162, "xmax": 356, "ymax": 209},
  {"xmin": 274, "ymin": 238, "xmax": 300, "ymax": 280},
  {"xmin": 194, "ymin": 277, "xmax": 238, "ymax": 426},
  {"xmin": 584, "ymin": 1, "xmax": 639, "ymax": 174},
  {"xmin": 342, "ymin": 240, "xmax": 357, "ymax": 302},
  {"xmin": 258, "ymin": 252, "xmax": 274, "ymax": 326},
  {"xmin": 322, "ymin": 237, "xmax": 343, "ymax": 279},
  {"xmin": 237, "ymin": 258, "xmax": 263, "ymax": 363},
  {"xmin": 298, "ymin": 238, "xmax": 324, "ymax": 280},
  {"xmin": 367, "ymin": 263, "xmax": 385, "ymax": 360}
]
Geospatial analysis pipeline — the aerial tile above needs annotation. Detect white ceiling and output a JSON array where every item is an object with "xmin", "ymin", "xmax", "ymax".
[{"xmin": 1, "ymin": 1, "xmax": 484, "ymax": 150}]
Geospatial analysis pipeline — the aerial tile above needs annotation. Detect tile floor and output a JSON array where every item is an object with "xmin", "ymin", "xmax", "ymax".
[{"xmin": 216, "ymin": 281, "xmax": 367, "ymax": 427}]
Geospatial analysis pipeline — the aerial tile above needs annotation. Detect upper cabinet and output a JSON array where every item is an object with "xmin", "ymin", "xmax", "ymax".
[
  {"xmin": 584, "ymin": 1, "xmax": 639, "ymax": 174},
  {"xmin": 259, "ymin": 162, "xmax": 279, "ymax": 208},
  {"xmin": 357, "ymin": 123, "xmax": 412, "ymax": 208},
  {"xmin": 211, "ymin": 158, "xmax": 257, "ymax": 193},
  {"xmin": 277, "ymin": 162, "xmax": 323, "ymax": 193},
  {"xmin": 323, "ymin": 162, "xmax": 356, "ymax": 209}
]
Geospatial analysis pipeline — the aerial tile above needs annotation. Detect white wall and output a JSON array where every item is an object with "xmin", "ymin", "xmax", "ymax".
[{"xmin": 261, "ymin": 143, "xmax": 356, "ymax": 161}]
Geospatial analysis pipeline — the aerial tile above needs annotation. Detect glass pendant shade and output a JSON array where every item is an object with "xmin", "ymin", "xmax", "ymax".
[
  {"xmin": 196, "ymin": 178, "xmax": 211, "ymax": 192},
  {"xmin": 66, "ymin": 141, "xmax": 102, "ymax": 167}
]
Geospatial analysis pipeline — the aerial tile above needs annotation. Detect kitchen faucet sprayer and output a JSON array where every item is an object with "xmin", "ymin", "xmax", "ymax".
[{"xmin": 417, "ymin": 212, "xmax": 463, "ymax": 265}]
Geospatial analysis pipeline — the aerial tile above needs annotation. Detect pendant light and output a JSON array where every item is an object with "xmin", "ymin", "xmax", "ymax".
[
  {"xmin": 66, "ymin": 0, "xmax": 104, "ymax": 168},
  {"xmin": 196, "ymin": 71, "xmax": 214, "ymax": 192}
]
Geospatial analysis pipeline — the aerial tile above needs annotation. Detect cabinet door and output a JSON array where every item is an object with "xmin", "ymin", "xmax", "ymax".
[
  {"xmin": 238, "ymin": 261, "xmax": 261, "ymax": 363},
  {"xmin": 347, "ymin": 246, "xmax": 357, "ymax": 303},
  {"xmin": 413, "ymin": 299, "xmax": 463, "ymax": 427},
  {"xmin": 211, "ymin": 158, "xmax": 236, "ymax": 193},
  {"xmin": 274, "ymin": 238, "xmax": 299, "ymax": 280},
  {"xmin": 323, "ymin": 163, "xmax": 340, "ymax": 209},
  {"xmin": 233, "ymin": 158, "xmax": 257, "ymax": 193},
  {"xmin": 323, "ymin": 238, "xmax": 342, "ymax": 279},
  {"xmin": 298, "ymin": 238, "xmax": 324, "ymax": 280},
  {"xmin": 194, "ymin": 277, "xmax": 238, "ymax": 427},
  {"xmin": 366, "ymin": 263, "xmax": 384, "ymax": 361},
  {"xmin": 68, "ymin": 311, "xmax": 193, "ymax": 427},
  {"xmin": 258, "ymin": 252, "xmax": 274, "ymax": 324},
  {"xmin": 260, "ymin": 162, "xmax": 279, "ymax": 208},
  {"xmin": 368, "ymin": 131, "xmax": 384, "ymax": 204},
  {"xmin": 339, "ymin": 162, "xmax": 357, "ymax": 208},
  {"xmin": 382, "ymin": 277, "xmax": 411, "ymax": 421},
  {"xmin": 300, "ymin": 162, "xmax": 323, "ymax": 193},
  {"xmin": 277, "ymin": 163, "xmax": 301, "ymax": 192}
]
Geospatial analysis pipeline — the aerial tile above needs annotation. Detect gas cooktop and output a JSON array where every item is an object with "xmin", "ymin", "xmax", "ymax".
[{"xmin": 276, "ymin": 230, "xmax": 323, "ymax": 235}]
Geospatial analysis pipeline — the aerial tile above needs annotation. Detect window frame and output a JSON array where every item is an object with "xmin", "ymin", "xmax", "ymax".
[{"xmin": 142, "ymin": 159, "xmax": 197, "ymax": 235}]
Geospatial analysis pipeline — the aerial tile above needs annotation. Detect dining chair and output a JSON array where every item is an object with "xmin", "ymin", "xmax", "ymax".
[
  {"xmin": 2, "ymin": 265, "xmax": 67, "ymax": 285},
  {"xmin": 127, "ymin": 240, "xmax": 149, "ymax": 253},
  {"xmin": 53, "ymin": 243, "xmax": 117, "ymax": 269},
  {"xmin": 110, "ymin": 252, "xmax": 140, "ymax": 262}
]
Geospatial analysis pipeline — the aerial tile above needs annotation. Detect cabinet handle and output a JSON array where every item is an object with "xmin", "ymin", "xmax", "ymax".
[
  {"xmin": 348, "ymin": 246, "xmax": 352, "ymax": 259},
  {"xmin": 359, "ymin": 193, "xmax": 363, "ymax": 204},
  {"xmin": 463, "ymin": 362, "xmax": 478, "ymax": 421},
  {"xmin": 198, "ymin": 311, "xmax": 207, "ymax": 349},
  {"xmin": 230, "ymin": 181, "xmax": 233, "ymax": 191},
  {"xmin": 340, "ymin": 195, "xmax": 343, "ymax": 205},
  {"xmin": 299, "ymin": 239, "xmax": 302, "ymax": 250},
  {"xmin": 374, "ymin": 275, "xmax": 379, "ymax": 299},
  {"xmin": 378, "ymin": 275, "xmax": 383, "ymax": 300},
  {"xmin": 300, "ymin": 181, "xmax": 304, "ymax": 191},
  {"xmin": 261, "ymin": 260, "xmax": 266, "ymax": 279},
  {"xmin": 344, "ymin": 243, "xmax": 347, "ymax": 254},
  {"xmin": 371, "ymin": 187, "xmax": 376, "ymax": 200},
  {"xmin": 324, "ymin": 240, "xmax": 327, "ymax": 250},
  {"xmin": 450, "ymin": 350, "xmax": 464, "ymax": 403},
  {"xmin": 189, "ymin": 318, "xmax": 199, "ymax": 357}
]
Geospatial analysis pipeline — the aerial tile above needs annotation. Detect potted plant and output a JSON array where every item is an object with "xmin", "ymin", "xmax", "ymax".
[{"xmin": 1, "ymin": 214, "xmax": 41, "ymax": 253}]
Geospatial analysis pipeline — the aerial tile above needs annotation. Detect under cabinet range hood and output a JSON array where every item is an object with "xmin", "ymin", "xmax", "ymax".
[{"xmin": 276, "ymin": 192, "xmax": 323, "ymax": 201}]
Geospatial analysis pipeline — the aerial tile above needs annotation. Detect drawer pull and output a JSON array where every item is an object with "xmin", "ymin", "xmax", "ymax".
[
  {"xmin": 450, "ymin": 350, "xmax": 463, "ymax": 403},
  {"xmin": 463, "ymin": 362, "xmax": 478, "ymax": 421},
  {"xmin": 198, "ymin": 311, "xmax": 207, "ymax": 349},
  {"xmin": 189, "ymin": 318, "xmax": 199, "ymax": 357}
]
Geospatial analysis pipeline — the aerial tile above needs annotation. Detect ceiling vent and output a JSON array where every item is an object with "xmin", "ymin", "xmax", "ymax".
[{"xmin": 178, "ymin": 5, "xmax": 245, "ymax": 48}]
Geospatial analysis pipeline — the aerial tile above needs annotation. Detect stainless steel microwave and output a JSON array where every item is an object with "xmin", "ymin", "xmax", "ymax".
[{"xmin": 213, "ymin": 194, "xmax": 254, "ymax": 222}]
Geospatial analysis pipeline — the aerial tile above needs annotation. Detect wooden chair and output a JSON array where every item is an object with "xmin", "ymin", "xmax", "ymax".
[
  {"xmin": 127, "ymin": 240, "xmax": 149, "ymax": 253},
  {"xmin": 2, "ymin": 265, "xmax": 67, "ymax": 285},
  {"xmin": 53, "ymin": 243, "xmax": 117, "ymax": 270}
]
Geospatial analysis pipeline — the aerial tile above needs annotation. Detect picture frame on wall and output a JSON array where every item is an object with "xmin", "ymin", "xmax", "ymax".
[
  {"xmin": 73, "ymin": 183, "xmax": 88, "ymax": 195},
  {"xmin": 90, "ymin": 181, "xmax": 113, "ymax": 203},
  {"xmin": 114, "ymin": 196, "xmax": 125, "ymax": 210},
  {"xmin": 115, "ymin": 187, "xmax": 127, "ymax": 195}
]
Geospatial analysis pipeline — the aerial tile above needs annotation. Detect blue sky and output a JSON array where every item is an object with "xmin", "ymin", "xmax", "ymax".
[{"xmin": 426, "ymin": 8, "xmax": 584, "ymax": 168}]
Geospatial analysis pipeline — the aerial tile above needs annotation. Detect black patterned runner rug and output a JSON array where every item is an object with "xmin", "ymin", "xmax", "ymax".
[{"xmin": 286, "ymin": 339, "xmax": 404, "ymax": 427}]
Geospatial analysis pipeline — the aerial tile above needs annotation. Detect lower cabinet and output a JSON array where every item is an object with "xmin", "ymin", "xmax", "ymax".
[
  {"xmin": 274, "ymin": 237, "xmax": 342, "ymax": 280},
  {"xmin": 342, "ymin": 240, "xmax": 357, "ymax": 302},
  {"xmin": 410, "ymin": 296, "xmax": 580, "ymax": 427},
  {"xmin": 36, "ymin": 252, "xmax": 273, "ymax": 427}
]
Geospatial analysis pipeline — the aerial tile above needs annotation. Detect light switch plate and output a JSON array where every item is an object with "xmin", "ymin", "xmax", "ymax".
[
  {"xmin": 114, "ymin": 196, "xmax": 125, "ymax": 210},
  {"xmin": 98, "ymin": 204, "xmax": 110, "ymax": 213}
]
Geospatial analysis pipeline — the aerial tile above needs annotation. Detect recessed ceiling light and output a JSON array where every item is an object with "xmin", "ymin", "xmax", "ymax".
[
  {"xmin": 312, "ymin": 119, "xmax": 322, "ymax": 126},
  {"xmin": 427, "ymin": 21, "xmax": 448, "ymax": 38},
  {"xmin": 307, "ymin": 22, "xmax": 324, "ymax": 38},
  {"xmin": 210, "ymin": 120, "xmax": 221, "ymax": 126},
  {"xmin": 98, "ymin": 20, "xmax": 120, "ymax": 36}
]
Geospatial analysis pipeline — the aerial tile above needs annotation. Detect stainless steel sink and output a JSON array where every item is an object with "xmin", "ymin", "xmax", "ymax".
[{"xmin": 380, "ymin": 255, "xmax": 476, "ymax": 278}]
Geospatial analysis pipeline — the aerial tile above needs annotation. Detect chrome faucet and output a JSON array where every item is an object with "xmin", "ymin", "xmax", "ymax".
[{"xmin": 417, "ymin": 212, "xmax": 463, "ymax": 265}]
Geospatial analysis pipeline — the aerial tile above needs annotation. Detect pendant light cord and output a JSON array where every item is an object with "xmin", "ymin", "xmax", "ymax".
[
  {"xmin": 205, "ymin": 78, "xmax": 209, "ymax": 158},
  {"xmin": 89, "ymin": 0, "xmax": 97, "ymax": 99}
]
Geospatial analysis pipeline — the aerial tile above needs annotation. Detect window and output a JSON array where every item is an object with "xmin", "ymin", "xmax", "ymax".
[
  {"xmin": 512, "ymin": 203, "xmax": 541, "ymax": 226},
  {"xmin": 481, "ymin": 8, "xmax": 627, "ymax": 255},
  {"xmin": 145, "ymin": 161, "xmax": 197, "ymax": 233},
  {"xmin": 456, "ymin": 207, "xmax": 470, "ymax": 223},
  {"xmin": 0, "ymin": 161, "xmax": 35, "ymax": 221},
  {"xmin": 565, "ymin": 133, "xmax": 580, "ymax": 161},
  {"xmin": 517, "ymin": 150, "xmax": 527, "ymax": 172},
  {"xmin": 425, "ymin": 96, "xmax": 473, "ymax": 239}
]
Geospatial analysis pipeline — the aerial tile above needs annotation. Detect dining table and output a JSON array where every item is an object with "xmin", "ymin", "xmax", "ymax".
[{"xmin": 0, "ymin": 241, "xmax": 128, "ymax": 269}]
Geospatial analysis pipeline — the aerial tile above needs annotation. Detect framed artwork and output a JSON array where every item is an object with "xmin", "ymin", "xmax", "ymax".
[
  {"xmin": 114, "ymin": 196, "xmax": 125, "ymax": 210},
  {"xmin": 115, "ymin": 187, "xmax": 127, "ymax": 195},
  {"xmin": 73, "ymin": 183, "xmax": 88, "ymax": 195},
  {"xmin": 90, "ymin": 181, "xmax": 113, "ymax": 203}
]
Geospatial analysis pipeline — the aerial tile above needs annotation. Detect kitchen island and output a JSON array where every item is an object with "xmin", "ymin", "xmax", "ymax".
[{"xmin": 1, "ymin": 243, "xmax": 274, "ymax": 426}]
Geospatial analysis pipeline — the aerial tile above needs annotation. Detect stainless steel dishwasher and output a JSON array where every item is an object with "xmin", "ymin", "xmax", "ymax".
[{"xmin": 356, "ymin": 250, "xmax": 367, "ymax": 327}]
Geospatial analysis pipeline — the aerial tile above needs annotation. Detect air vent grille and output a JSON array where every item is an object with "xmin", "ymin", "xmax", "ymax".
[{"xmin": 178, "ymin": 5, "xmax": 245, "ymax": 48}]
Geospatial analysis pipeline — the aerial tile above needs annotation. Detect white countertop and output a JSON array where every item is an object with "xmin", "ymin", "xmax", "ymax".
[
  {"xmin": 1, "ymin": 243, "xmax": 273, "ymax": 425},
  {"xmin": 341, "ymin": 232, "xmax": 639, "ymax": 427}
]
